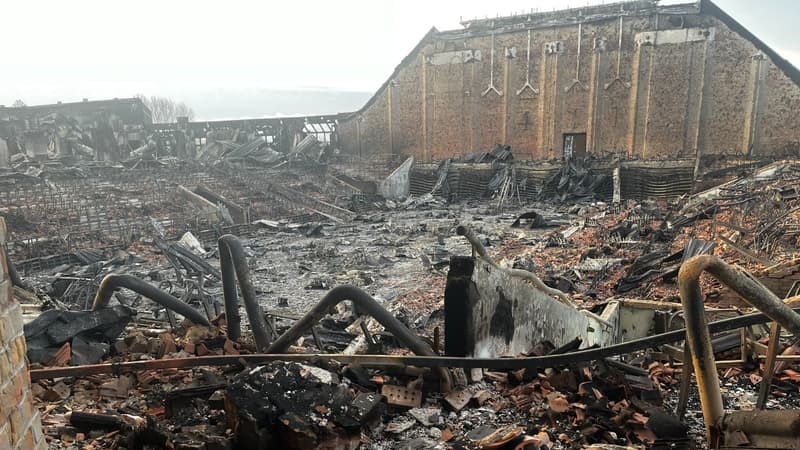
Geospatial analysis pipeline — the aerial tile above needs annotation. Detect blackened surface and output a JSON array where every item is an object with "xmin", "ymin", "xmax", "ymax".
[
  {"xmin": 445, "ymin": 256, "xmax": 476, "ymax": 356},
  {"xmin": 489, "ymin": 288, "xmax": 514, "ymax": 344},
  {"xmin": 226, "ymin": 362, "xmax": 358, "ymax": 449}
]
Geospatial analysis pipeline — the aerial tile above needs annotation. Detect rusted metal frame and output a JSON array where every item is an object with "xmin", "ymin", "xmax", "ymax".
[
  {"xmin": 757, "ymin": 280, "xmax": 800, "ymax": 409},
  {"xmin": 31, "ymin": 302, "xmax": 800, "ymax": 381},
  {"xmin": 455, "ymin": 224, "xmax": 574, "ymax": 307},
  {"xmin": 751, "ymin": 345, "xmax": 800, "ymax": 360},
  {"xmin": 678, "ymin": 255, "xmax": 800, "ymax": 446},
  {"xmin": 91, "ymin": 274, "xmax": 210, "ymax": 326},
  {"xmin": 675, "ymin": 327, "xmax": 750, "ymax": 419},
  {"xmin": 757, "ymin": 321, "xmax": 782, "ymax": 409},
  {"xmin": 266, "ymin": 284, "xmax": 453, "ymax": 391},
  {"xmin": 668, "ymin": 327, "xmax": 750, "ymax": 368},
  {"xmin": 218, "ymin": 234, "xmax": 272, "ymax": 351}
]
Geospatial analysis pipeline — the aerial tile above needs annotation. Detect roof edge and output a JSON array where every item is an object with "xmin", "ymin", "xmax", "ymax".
[{"xmin": 702, "ymin": 0, "xmax": 800, "ymax": 87}]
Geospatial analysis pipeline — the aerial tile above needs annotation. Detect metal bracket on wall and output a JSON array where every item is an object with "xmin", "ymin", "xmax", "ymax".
[
  {"xmin": 605, "ymin": 10, "xmax": 632, "ymax": 90},
  {"xmin": 481, "ymin": 33, "xmax": 503, "ymax": 97},
  {"xmin": 516, "ymin": 30, "xmax": 540, "ymax": 96},
  {"xmin": 564, "ymin": 23, "xmax": 589, "ymax": 93}
]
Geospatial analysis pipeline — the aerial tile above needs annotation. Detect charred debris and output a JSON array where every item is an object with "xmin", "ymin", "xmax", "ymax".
[{"xmin": 3, "ymin": 127, "xmax": 800, "ymax": 450}]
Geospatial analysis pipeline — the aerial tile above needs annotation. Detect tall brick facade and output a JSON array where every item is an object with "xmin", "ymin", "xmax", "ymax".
[
  {"xmin": 338, "ymin": 0, "xmax": 800, "ymax": 162},
  {"xmin": 0, "ymin": 218, "xmax": 46, "ymax": 450}
]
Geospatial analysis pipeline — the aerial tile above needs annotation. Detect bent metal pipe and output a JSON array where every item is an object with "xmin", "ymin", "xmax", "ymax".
[
  {"xmin": 218, "ymin": 234, "xmax": 272, "ymax": 351},
  {"xmin": 267, "ymin": 284, "xmax": 454, "ymax": 391},
  {"xmin": 92, "ymin": 274, "xmax": 210, "ymax": 326},
  {"xmin": 678, "ymin": 255, "xmax": 800, "ymax": 446}
]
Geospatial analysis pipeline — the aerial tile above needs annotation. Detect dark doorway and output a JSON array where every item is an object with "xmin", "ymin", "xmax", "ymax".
[{"xmin": 563, "ymin": 132, "xmax": 587, "ymax": 159}]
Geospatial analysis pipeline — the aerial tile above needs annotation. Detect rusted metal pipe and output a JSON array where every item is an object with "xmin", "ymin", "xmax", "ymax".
[
  {"xmin": 30, "ymin": 301, "xmax": 800, "ymax": 381},
  {"xmin": 267, "ymin": 284, "xmax": 453, "ymax": 391},
  {"xmin": 91, "ymin": 274, "xmax": 209, "ymax": 326},
  {"xmin": 721, "ymin": 409, "xmax": 800, "ymax": 439},
  {"xmin": 678, "ymin": 255, "xmax": 800, "ymax": 445},
  {"xmin": 218, "ymin": 234, "xmax": 271, "ymax": 351},
  {"xmin": 455, "ymin": 224, "xmax": 575, "ymax": 307}
]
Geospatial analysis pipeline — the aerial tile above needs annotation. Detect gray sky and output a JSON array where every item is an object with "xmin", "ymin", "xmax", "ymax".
[{"xmin": 2, "ymin": 0, "xmax": 798, "ymax": 119}]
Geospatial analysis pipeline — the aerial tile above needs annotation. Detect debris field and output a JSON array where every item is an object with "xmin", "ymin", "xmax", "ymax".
[{"xmin": 4, "ymin": 149, "xmax": 800, "ymax": 450}]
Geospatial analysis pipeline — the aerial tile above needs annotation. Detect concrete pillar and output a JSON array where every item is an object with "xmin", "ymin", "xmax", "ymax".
[
  {"xmin": 0, "ymin": 217, "xmax": 47, "ymax": 450},
  {"xmin": 0, "ymin": 138, "xmax": 9, "ymax": 168}
]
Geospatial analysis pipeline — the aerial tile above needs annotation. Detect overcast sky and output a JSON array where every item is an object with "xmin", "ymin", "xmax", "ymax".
[{"xmin": 2, "ymin": 0, "xmax": 797, "ymax": 119}]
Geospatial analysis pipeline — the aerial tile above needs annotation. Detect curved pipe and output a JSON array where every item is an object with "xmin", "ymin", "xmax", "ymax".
[
  {"xmin": 678, "ymin": 255, "xmax": 800, "ymax": 445},
  {"xmin": 267, "ymin": 284, "xmax": 453, "ymax": 391},
  {"xmin": 91, "ymin": 274, "xmax": 209, "ymax": 326},
  {"xmin": 218, "ymin": 234, "xmax": 271, "ymax": 352},
  {"xmin": 456, "ymin": 224, "xmax": 574, "ymax": 307}
]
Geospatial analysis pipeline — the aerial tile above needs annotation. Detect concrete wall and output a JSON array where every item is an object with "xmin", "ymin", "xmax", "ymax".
[
  {"xmin": 338, "ymin": 1, "xmax": 800, "ymax": 162},
  {"xmin": 444, "ymin": 256, "xmax": 616, "ymax": 358},
  {"xmin": 0, "ymin": 218, "xmax": 46, "ymax": 450}
]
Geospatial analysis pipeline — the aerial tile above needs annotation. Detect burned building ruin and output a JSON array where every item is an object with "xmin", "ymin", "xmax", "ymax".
[{"xmin": 3, "ymin": 1, "xmax": 800, "ymax": 450}]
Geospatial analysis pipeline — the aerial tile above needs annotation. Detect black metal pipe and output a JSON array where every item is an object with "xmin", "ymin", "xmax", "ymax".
[
  {"xmin": 267, "ymin": 284, "xmax": 453, "ymax": 391},
  {"xmin": 678, "ymin": 255, "xmax": 800, "ymax": 445},
  {"xmin": 91, "ymin": 274, "xmax": 209, "ymax": 326},
  {"xmin": 218, "ymin": 234, "xmax": 271, "ymax": 352}
]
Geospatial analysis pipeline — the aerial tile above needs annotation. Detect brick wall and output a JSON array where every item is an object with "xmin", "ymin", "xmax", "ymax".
[
  {"xmin": 338, "ymin": 1, "xmax": 800, "ymax": 163},
  {"xmin": 0, "ymin": 217, "xmax": 46, "ymax": 450}
]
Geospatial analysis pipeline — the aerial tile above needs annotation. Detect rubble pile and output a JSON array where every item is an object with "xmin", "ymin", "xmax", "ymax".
[
  {"xmin": 225, "ymin": 362, "xmax": 365, "ymax": 449},
  {"xmin": 4, "ymin": 157, "xmax": 800, "ymax": 449},
  {"xmin": 488, "ymin": 161, "xmax": 800, "ymax": 307}
]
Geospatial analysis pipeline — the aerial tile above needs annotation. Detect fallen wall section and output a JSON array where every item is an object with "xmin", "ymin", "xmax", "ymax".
[
  {"xmin": 445, "ymin": 256, "xmax": 617, "ymax": 358},
  {"xmin": 379, "ymin": 157, "xmax": 414, "ymax": 200},
  {"xmin": 0, "ymin": 217, "xmax": 46, "ymax": 450}
]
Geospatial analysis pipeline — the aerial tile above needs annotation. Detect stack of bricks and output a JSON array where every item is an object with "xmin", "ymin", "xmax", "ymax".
[{"xmin": 0, "ymin": 217, "xmax": 46, "ymax": 450}]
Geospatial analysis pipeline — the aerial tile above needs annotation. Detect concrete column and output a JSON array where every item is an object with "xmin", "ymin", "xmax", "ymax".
[
  {"xmin": 536, "ymin": 47, "xmax": 548, "ymax": 158},
  {"xmin": 502, "ymin": 54, "xmax": 510, "ymax": 144},
  {"xmin": 0, "ymin": 138, "xmax": 9, "ymax": 168},
  {"xmin": 421, "ymin": 60, "xmax": 428, "ymax": 161},
  {"xmin": 387, "ymin": 81, "xmax": 394, "ymax": 156},
  {"xmin": 743, "ymin": 52, "xmax": 767, "ymax": 156},
  {"xmin": 0, "ymin": 218, "xmax": 47, "ymax": 450},
  {"xmin": 586, "ymin": 50, "xmax": 602, "ymax": 153}
]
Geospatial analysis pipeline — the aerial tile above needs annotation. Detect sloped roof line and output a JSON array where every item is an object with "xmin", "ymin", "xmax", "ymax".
[
  {"xmin": 339, "ymin": 27, "xmax": 438, "ymax": 121},
  {"xmin": 701, "ymin": 0, "xmax": 800, "ymax": 87},
  {"xmin": 340, "ymin": 0, "xmax": 800, "ymax": 122}
]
